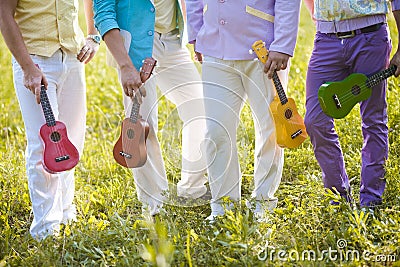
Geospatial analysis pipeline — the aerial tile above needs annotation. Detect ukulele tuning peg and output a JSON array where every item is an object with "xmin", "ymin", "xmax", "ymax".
[{"xmin": 249, "ymin": 49, "xmax": 253, "ymax": 55}]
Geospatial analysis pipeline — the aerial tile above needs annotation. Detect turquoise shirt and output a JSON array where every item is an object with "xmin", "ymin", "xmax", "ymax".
[{"xmin": 93, "ymin": 0, "xmax": 184, "ymax": 70}]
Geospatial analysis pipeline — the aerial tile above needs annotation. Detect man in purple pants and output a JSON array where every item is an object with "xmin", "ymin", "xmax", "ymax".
[{"xmin": 303, "ymin": 0, "xmax": 400, "ymax": 209}]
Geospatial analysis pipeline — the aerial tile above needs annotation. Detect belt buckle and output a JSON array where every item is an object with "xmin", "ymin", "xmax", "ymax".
[{"xmin": 336, "ymin": 30, "xmax": 355, "ymax": 39}]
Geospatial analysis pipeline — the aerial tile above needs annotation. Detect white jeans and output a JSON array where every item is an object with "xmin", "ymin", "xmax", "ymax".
[
  {"xmin": 120, "ymin": 30, "xmax": 207, "ymax": 215},
  {"xmin": 12, "ymin": 49, "xmax": 86, "ymax": 240},
  {"xmin": 202, "ymin": 56, "xmax": 285, "ymax": 216}
]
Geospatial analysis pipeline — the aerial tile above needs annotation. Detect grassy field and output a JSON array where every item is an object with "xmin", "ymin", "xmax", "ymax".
[{"xmin": 1, "ymin": 4, "xmax": 400, "ymax": 266}]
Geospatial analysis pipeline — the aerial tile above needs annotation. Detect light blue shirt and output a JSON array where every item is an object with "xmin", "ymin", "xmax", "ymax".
[{"xmin": 93, "ymin": 0, "xmax": 184, "ymax": 70}]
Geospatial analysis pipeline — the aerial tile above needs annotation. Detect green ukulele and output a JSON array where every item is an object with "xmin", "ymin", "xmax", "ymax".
[{"xmin": 318, "ymin": 65, "xmax": 396, "ymax": 119}]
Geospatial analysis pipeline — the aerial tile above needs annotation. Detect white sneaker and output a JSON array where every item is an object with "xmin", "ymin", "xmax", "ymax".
[
  {"xmin": 248, "ymin": 199, "xmax": 277, "ymax": 222},
  {"xmin": 205, "ymin": 214, "xmax": 219, "ymax": 224},
  {"xmin": 205, "ymin": 201, "xmax": 234, "ymax": 224}
]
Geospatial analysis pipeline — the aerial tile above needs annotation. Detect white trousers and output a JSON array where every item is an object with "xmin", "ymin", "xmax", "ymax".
[
  {"xmin": 202, "ymin": 56, "xmax": 285, "ymax": 216},
  {"xmin": 12, "ymin": 49, "xmax": 86, "ymax": 240},
  {"xmin": 121, "ymin": 30, "xmax": 207, "ymax": 215}
]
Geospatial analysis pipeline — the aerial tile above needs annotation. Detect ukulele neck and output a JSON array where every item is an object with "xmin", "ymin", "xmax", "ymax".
[
  {"xmin": 129, "ymin": 96, "xmax": 140, "ymax": 123},
  {"xmin": 366, "ymin": 65, "xmax": 396, "ymax": 88},
  {"xmin": 272, "ymin": 71, "xmax": 288, "ymax": 105},
  {"xmin": 40, "ymin": 85, "xmax": 56, "ymax": 127}
]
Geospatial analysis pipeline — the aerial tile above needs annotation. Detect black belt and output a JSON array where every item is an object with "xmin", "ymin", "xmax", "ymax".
[{"xmin": 333, "ymin": 23, "xmax": 384, "ymax": 39}]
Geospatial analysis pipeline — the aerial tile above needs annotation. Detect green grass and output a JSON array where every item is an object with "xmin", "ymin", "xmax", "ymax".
[{"xmin": 1, "ymin": 5, "xmax": 400, "ymax": 266}]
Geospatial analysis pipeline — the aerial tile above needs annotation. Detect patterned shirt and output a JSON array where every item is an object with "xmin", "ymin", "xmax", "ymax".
[{"xmin": 314, "ymin": 0, "xmax": 389, "ymax": 21}]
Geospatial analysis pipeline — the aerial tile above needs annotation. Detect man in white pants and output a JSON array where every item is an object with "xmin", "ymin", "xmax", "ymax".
[
  {"xmin": 0, "ymin": 0, "xmax": 99, "ymax": 240},
  {"xmin": 185, "ymin": 0, "xmax": 301, "ymax": 221},
  {"xmin": 93, "ymin": 0, "xmax": 208, "ymax": 215}
]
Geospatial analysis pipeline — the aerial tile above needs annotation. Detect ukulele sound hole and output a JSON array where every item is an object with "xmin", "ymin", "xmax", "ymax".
[
  {"xmin": 351, "ymin": 85, "xmax": 361, "ymax": 95},
  {"xmin": 127, "ymin": 129, "xmax": 135, "ymax": 139},
  {"xmin": 50, "ymin": 132, "xmax": 61, "ymax": 142},
  {"xmin": 284, "ymin": 109, "xmax": 293, "ymax": 120}
]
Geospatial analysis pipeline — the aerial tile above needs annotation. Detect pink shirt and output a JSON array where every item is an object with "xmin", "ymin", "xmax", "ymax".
[{"xmin": 185, "ymin": 0, "xmax": 301, "ymax": 60}]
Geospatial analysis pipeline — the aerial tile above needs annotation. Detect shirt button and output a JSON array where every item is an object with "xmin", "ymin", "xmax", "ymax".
[
  {"xmin": 150, "ymin": 7, "xmax": 155, "ymax": 12},
  {"xmin": 148, "ymin": 30, "xmax": 153, "ymax": 36},
  {"xmin": 220, "ymin": 19, "xmax": 226, "ymax": 25},
  {"xmin": 219, "ymin": 0, "xmax": 225, "ymax": 2}
]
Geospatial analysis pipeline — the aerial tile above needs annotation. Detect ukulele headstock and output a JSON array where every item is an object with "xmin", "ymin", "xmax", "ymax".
[
  {"xmin": 140, "ymin": 57, "xmax": 157, "ymax": 83},
  {"xmin": 251, "ymin": 40, "xmax": 268, "ymax": 64}
]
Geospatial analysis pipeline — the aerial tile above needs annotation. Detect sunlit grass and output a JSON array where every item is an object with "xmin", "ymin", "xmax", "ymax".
[{"xmin": 1, "ymin": 4, "xmax": 399, "ymax": 266}]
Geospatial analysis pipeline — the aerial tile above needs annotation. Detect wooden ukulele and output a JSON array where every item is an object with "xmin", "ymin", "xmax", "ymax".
[
  {"xmin": 251, "ymin": 40, "xmax": 307, "ymax": 149},
  {"xmin": 39, "ymin": 85, "xmax": 79, "ymax": 173},
  {"xmin": 318, "ymin": 65, "xmax": 397, "ymax": 119},
  {"xmin": 113, "ymin": 57, "xmax": 156, "ymax": 168}
]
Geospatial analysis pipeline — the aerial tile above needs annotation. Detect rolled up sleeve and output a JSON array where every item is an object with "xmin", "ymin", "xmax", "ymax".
[{"xmin": 93, "ymin": 0, "xmax": 120, "ymax": 38}]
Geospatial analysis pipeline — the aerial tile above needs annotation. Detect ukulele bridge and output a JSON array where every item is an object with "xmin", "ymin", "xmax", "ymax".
[
  {"xmin": 291, "ymin": 130, "xmax": 303, "ymax": 139},
  {"xmin": 55, "ymin": 155, "xmax": 70, "ymax": 162},
  {"xmin": 332, "ymin": 94, "xmax": 342, "ymax": 109},
  {"xmin": 119, "ymin": 151, "xmax": 132, "ymax": 159}
]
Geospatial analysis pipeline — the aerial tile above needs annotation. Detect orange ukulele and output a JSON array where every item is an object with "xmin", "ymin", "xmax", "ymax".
[
  {"xmin": 251, "ymin": 40, "xmax": 307, "ymax": 149},
  {"xmin": 113, "ymin": 57, "xmax": 156, "ymax": 168}
]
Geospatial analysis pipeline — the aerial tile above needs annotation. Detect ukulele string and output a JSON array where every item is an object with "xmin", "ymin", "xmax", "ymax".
[
  {"xmin": 272, "ymin": 71, "xmax": 306, "ymax": 144},
  {"xmin": 123, "ymin": 58, "xmax": 153, "ymax": 162},
  {"xmin": 254, "ymin": 44, "xmax": 306, "ymax": 146},
  {"xmin": 125, "ymin": 94, "xmax": 140, "ymax": 155},
  {"xmin": 42, "ymin": 87, "xmax": 66, "ymax": 163},
  {"xmin": 329, "ymin": 67, "xmax": 395, "ymax": 105}
]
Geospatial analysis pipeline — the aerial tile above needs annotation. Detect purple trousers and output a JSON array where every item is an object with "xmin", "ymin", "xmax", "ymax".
[{"xmin": 304, "ymin": 25, "xmax": 391, "ymax": 207}]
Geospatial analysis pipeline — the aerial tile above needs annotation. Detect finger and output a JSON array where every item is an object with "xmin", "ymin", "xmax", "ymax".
[
  {"xmin": 77, "ymin": 46, "xmax": 90, "ymax": 61},
  {"xmin": 267, "ymin": 66, "xmax": 276, "ymax": 79},
  {"xmin": 35, "ymin": 86, "xmax": 41, "ymax": 104},
  {"xmin": 41, "ymin": 76, "xmax": 49, "ymax": 88},
  {"xmin": 263, "ymin": 60, "xmax": 273, "ymax": 74},
  {"xmin": 139, "ymin": 86, "xmax": 147, "ymax": 98},
  {"xmin": 79, "ymin": 49, "xmax": 92, "ymax": 63},
  {"xmin": 135, "ymin": 91, "xmax": 143, "ymax": 104},
  {"xmin": 84, "ymin": 52, "xmax": 95, "ymax": 64},
  {"xmin": 128, "ymin": 88, "xmax": 134, "ymax": 98},
  {"xmin": 124, "ymin": 87, "xmax": 132, "ymax": 97}
]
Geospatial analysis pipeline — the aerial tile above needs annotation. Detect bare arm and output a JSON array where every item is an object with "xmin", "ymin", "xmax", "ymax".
[
  {"xmin": 390, "ymin": 10, "xmax": 400, "ymax": 76},
  {"xmin": 103, "ymin": 29, "xmax": 143, "ymax": 100},
  {"xmin": 303, "ymin": 0, "xmax": 314, "ymax": 17},
  {"xmin": 0, "ymin": 0, "xmax": 46, "ymax": 103},
  {"xmin": 83, "ymin": 0, "xmax": 98, "ymax": 35},
  {"xmin": 77, "ymin": 0, "xmax": 100, "ymax": 64}
]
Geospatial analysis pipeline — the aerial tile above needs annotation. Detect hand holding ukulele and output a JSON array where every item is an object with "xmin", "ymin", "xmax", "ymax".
[
  {"xmin": 113, "ymin": 57, "xmax": 156, "ymax": 168},
  {"xmin": 251, "ymin": 40, "xmax": 307, "ymax": 149}
]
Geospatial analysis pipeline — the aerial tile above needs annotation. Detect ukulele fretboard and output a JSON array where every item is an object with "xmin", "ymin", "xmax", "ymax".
[
  {"xmin": 272, "ymin": 71, "xmax": 288, "ymax": 105},
  {"xmin": 40, "ymin": 85, "xmax": 56, "ymax": 127},
  {"xmin": 366, "ymin": 65, "xmax": 396, "ymax": 88},
  {"xmin": 129, "ymin": 96, "xmax": 140, "ymax": 123}
]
